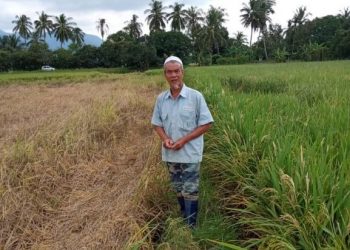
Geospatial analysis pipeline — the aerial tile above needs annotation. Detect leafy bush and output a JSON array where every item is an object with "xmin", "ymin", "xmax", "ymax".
[
  {"xmin": 0, "ymin": 50, "xmax": 11, "ymax": 72},
  {"xmin": 273, "ymin": 48, "xmax": 289, "ymax": 62}
]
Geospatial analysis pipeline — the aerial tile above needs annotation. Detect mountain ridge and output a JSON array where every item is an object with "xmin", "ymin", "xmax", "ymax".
[{"xmin": 0, "ymin": 29, "xmax": 102, "ymax": 49}]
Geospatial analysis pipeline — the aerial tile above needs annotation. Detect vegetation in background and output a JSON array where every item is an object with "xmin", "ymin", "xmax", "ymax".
[{"xmin": 0, "ymin": 1, "xmax": 349, "ymax": 72}]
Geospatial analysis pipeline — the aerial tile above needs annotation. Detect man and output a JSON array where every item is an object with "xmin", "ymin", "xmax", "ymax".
[{"xmin": 151, "ymin": 56, "xmax": 214, "ymax": 227}]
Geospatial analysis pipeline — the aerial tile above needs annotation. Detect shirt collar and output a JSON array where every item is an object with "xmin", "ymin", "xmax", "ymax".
[{"xmin": 165, "ymin": 83, "xmax": 188, "ymax": 99}]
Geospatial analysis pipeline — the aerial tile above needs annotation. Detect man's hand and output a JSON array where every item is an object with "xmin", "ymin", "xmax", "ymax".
[
  {"xmin": 169, "ymin": 123, "xmax": 212, "ymax": 151},
  {"xmin": 163, "ymin": 138, "xmax": 174, "ymax": 149},
  {"xmin": 154, "ymin": 123, "xmax": 212, "ymax": 151},
  {"xmin": 170, "ymin": 138, "xmax": 186, "ymax": 150}
]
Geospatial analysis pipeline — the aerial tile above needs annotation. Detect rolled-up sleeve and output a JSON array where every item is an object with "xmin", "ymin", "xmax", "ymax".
[{"xmin": 197, "ymin": 94, "xmax": 214, "ymax": 126}]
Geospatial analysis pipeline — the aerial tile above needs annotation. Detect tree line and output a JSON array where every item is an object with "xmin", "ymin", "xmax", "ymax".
[{"xmin": 0, "ymin": 0, "xmax": 349, "ymax": 72}]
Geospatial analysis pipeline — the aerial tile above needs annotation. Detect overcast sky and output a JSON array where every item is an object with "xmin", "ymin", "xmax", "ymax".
[{"xmin": 1, "ymin": 0, "xmax": 349, "ymax": 41}]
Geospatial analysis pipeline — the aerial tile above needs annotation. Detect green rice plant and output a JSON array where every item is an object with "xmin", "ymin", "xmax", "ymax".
[
  {"xmin": 207, "ymin": 239, "xmax": 247, "ymax": 250},
  {"xmin": 156, "ymin": 218, "xmax": 200, "ymax": 250},
  {"xmin": 184, "ymin": 61, "xmax": 350, "ymax": 249},
  {"xmin": 294, "ymin": 87, "xmax": 326, "ymax": 106},
  {"xmin": 222, "ymin": 77, "xmax": 288, "ymax": 94}
]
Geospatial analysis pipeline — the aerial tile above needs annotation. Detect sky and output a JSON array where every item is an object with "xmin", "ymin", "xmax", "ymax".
[{"xmin": 0, "ymin": 0, "xmax": 349, "ymax": 41}]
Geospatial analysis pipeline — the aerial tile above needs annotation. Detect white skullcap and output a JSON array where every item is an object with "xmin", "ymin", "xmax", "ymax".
[{"xmin": 164, "ymin": 56, "xmax": 183, "ymax": 66}]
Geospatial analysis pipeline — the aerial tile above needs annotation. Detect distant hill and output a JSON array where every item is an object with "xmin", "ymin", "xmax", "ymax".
[
  {"xmin": 44, "ymin": 33, "xmax": 102, "ymax": 49},
  {"xmin": 0, "ymin": 29, "xmax": 8, "ymax": 37},
  {"xmin": 0, "ymin": 29, "xmax": 102, "ymax": 49}
]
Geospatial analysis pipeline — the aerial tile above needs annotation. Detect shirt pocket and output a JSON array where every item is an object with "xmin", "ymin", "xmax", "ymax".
[{"xmin": 179, "ymin": 110, "xmax": 197, "ymax": 131}]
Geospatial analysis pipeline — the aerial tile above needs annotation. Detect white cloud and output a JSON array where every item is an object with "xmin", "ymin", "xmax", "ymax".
[{"xmin": 1, "ymin": 0, "xmax": 349, "ymax": 42}]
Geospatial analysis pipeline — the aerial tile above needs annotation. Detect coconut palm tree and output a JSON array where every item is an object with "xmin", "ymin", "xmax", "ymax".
[
  {"xmin": 233, "ymin": 31, "xmax": 248, "ymax": 45},
  {"xmin": 240, "ymin": 0, "xmax": 260, "ymax": 48},
  {"xmin": 71, "ymin": 27, "xmax": 85, "ymax": 47},
  {"xmin": 144, "ymin": 0, "xmax": 167, "ymax": 33},
  {"xmin": 288, "ymin": 6, "xmax": 311, "ymax": 28},
  {"xmin": 34, "ymin": 11, "xmax": 53, "ymax": 40},
  {"xmin": 96, "ymin": 18, "xmax": 109, "ymax": 41},
  {"xmin": 184, "ymin": 6, "xmax": 204, "ymax": 40},
  {"xmin": 53, "ymin": 14, "xmax": 76, "ymax": 48},
  {"xmin": 167, "ymin": 2, "xmax": 187, "ymax": 32},
  {"xmin": 27, "ymin": 32, "xmax": 45, "ymax": 47},
  {"xmin": 287, "ymin": 6, "xmax": 311, "ymax": 54},
  {"xmin": 240, "ymin": 0, "xmax": 275, "ymax": 59},
  {"xmin": 12, "ymin": 14, "xmax": 33, "ymax": 44},
  {"xmin": 123, "ymin": 14, "xmax": 143, "ymax": 39},
  {"xmin": 257, "ymin": 0, "xmax": 276, "ymax": 60},
  {"xmin": 201, "ymin": 6, "xmax": 227, "ymax": 54},
  {"xmin": 0, "ymin": 34, "xmax": 22, "ymax": 50},
  {"xmin": 340, "ymin": 7, "xmax": 350, "ymax": 18}
]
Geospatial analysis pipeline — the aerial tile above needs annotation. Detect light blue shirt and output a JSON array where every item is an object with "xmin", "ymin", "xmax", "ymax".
[{"xmin": 151, "ymin": 84, "xmax": 214, "ymax": 163}]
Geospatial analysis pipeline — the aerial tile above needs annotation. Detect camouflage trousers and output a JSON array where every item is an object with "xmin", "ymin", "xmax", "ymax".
[{"xmin": 165, "ymin": 162, "xmax": 200, "ymax": 201}]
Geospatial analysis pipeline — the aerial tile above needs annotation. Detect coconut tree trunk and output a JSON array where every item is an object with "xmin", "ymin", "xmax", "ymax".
[
  {"xmin": 249, "ymin": 26, "xmax": 253, "ymax": 61},
  {"xmin": 261, "ymin": 26, "xmax": 268, "ymax": 60},
  {"xmin": 291, "ymin": 28, "xmax": 295, "ymax": 55},
  {"xmin": 250, "ymin": 26, "xmax": 253, "ymax": 48},
  {"xmin": 215, "ymin": 41, "xmax": 220, "ymax": 54},
  {"xmin": 263, "ymin": 35, "xmax": 268, "ymax": 60}
]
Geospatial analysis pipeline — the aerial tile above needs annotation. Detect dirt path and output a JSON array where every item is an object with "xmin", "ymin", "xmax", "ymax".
[{"xmin": 0, "ymin": 78, "xmax": 162, "ymax": 249}]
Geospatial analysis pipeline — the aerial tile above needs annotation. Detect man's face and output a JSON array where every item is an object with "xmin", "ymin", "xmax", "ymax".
[{"xmin": 164, "ymin": 62, "xmax": 184, "ymax": 91}]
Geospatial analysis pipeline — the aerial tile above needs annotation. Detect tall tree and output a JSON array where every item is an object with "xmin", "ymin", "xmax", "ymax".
[
  {"xmin": 167, "ymin": 2, "xmax": 187, "ymax": 32},
  {"xmin": 53, "ymin": 14, "xmax": 76, "ymax": 48},
  {"xmin": 288, "ymin": 6, "xmax": 311, "ymax": 28},
  {"xmin": 96, "ymin": 18, "xmax": 109, "ymax": 41},
  {"xmin": 0, "ymin": 34, "xmax": 22, "ymax": 50},
  {"xmin": 201, "ymin": 6, "xmax": 227, "ymax": 55},
  {"xmin": 123, "ymin": 14, "xmax": 143, "ymax": 39},
  {"xmin": 145, "ymin": 0, "xmax": 167, "ymax": 33},
  {"xmin": 184, "ymin": 6, "xmax": 204, "ymax": 40},
  {"xmin": 339, "ymin": 7, "xmax": 350, "ymax": 18},
  {"xmin": 12, "ymin": 14, "xmax": 33, "ymax": 44},
  {"xmin": 233, "ymin": 31, "xmax": 248, "ymax": 45},
  {"xmin": 256, "ymin": 23, "xmax": 285, "ymax": 60},
  {"xmin": 240, "ymin": 0, "xmax": 260, "ymax": 48},
  {"xmin": 241, "ymin": 0, "xmax": 276, "ymax": 59},
  {"xmin": 27, "ymin": 31, "xmax": 45, "ymax": 47},
  {"xmin": 257, "ymin": 0, "xmax": 276, "ymax": 60},
  {"xmin": 287, "ymin": 6, "xmax": 311, "ymax": 54},
  {"xmin": 34, "ymin": 11, "xmax": 53, "ymax": 40},
  {"xmin": 71, "ymin": 27, "xmax": 85, "ymax": 47}
]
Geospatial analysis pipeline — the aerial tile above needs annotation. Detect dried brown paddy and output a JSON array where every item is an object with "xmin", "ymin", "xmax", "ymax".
[{"xmin": 0, "ymin": 75, "xmax": 164, "ymax": 249}]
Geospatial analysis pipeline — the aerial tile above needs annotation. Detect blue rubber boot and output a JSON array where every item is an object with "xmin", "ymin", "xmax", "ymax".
[
  {"xmin": 184, "ymin": 199, "xmax": 198, "ymax": 228},
  {"xmin": 177, "ymin": 196, "xmax": 185, "ymax": 217}
]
